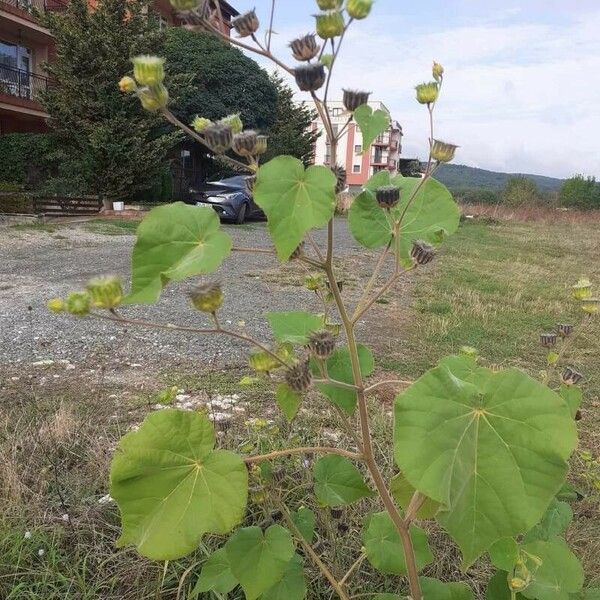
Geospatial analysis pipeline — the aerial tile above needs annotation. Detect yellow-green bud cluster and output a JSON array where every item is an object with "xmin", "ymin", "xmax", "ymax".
[
  {"xmin": 572, "ymin": 277, "xmax": 592, "ymax": 300},
  {"xmin": 315, "ymin": 11, "xmax": 345, "ymax": 39},
  {"xmin": 47, "ymin": 298, "xmax": 65, "ymax": 313},
  {"xmin": 133, "ymin": 55, "xmax": 165, "ymax": 87},
  {"xmin": 86, "ymin": 275, "xmax": 123, "ymax": 309},
  {"xmin": 190, "ymin": 282, "xmax": 224, "ymax": 313},
  {"xmin": 415, "ymin": 81, "xmax": 439, "ymax": 105},
  {"xmin": 432, "ymin": 61, "xmax": 444, "ymax": 81},
  {"xmin": 119, "ymin": 56, "xmax": 169, "ymax": 112},
  {"xmin": 316, "ymin": 0, "xmax": 342, "ymax": 8},
  {"xmin": 220, "ymin": 113, "xmax": 243, "ymax": 134},
  {"xmin": 65, "ymin": 291, "xmax": 91, "ymax": 316},
  {"xmin": 191, "ymin": 116, "xmax": 213, "ymax": 133},
  {"xmin": 346, "ymin": 0, "xmax": 373, "ymax": 19}
]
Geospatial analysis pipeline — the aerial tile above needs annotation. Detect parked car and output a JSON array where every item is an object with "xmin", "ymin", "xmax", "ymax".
[{"xmin": 187, "ymin": 176, "xmax": 264, "ymax": 224}]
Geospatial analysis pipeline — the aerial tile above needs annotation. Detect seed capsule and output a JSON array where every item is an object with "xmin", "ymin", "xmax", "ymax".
[
  {"xmin": 232, "ymin": 9, "xmax": 259, "ymax": 37},
  {"xmin": 540, "ymin": 332, "xmax": 558, "ymax": 348},
  {"xmin": 203, "ymin": 123, "xmax": 233, "ymax": 153},
  {"xmin": 415, "ymin": 81, "xmax": 439, "ymax": 105},
  {"xmin": 572, "ymin": 277, "xmax": 592, "ymax": 300},
  {"xmin": 191, "ymin": 116, "xmax": 213, "ymax": 133},
  {"xmin": 331, "ymin": 165, "xmax": 347, "ymax": 193},
  {"xmin": 289, "ymin": 34, "xmax": 320, "ymax": 62},
  {"xmin": 342, "ymin": 89, "xmax": 371, "ymax": 112},
  {"xmin": 561, "ymin": 366, "xmax": 583, "ymax": 386},
  {"xmin": 47, "ymin": 298, "xmax": 65, "ymax": 313},
  {"xmin": 315, "ymin": 11, "xmax": 345, "ymax": 39},
  {"xmin": 220, "ymin": 113, "xmax": 243, "ymax": 135},
  {"xmin": 138, "ymin": 84, "xmax": 169, "ymax": 112},
  {"xmin": 245, "ymin": 175, "xmax": 257, "ymax": 196},
  {"xmin": 581, "ymin": 298, "xmax": 599, "ymax": 314},
  {"xmin": 316, "ymin": 0, "xmax": 342, "ymax": 8},
  {"xmin": 232, "ymin": 130, "xmax": 259, "ymax": 156},
  {"xmin": 575, "ymin": 409, "xmax": 583, "ymax": 421},
  {"xmin": 86, "ymin": 275, "xmax": 123, "ymax": 310},
  {"xmin": 307, "ymin": 330, "xmax": 336, "ymax": 360},
  {"xmin": 285, "ymin": 361, "xmax": 312, "ymax": 393},
  {"xmin": 330, "ymin": 507, "xmax": 343, "ymax": 519},
  {"xmin": 118, "ymin": 76, "xmax": 136, "ymax": 93},
  {"xmin": 255, "ymin": 135, "xmax": 269, "ymax": 155},
  {"xmin": 65, "ymin": 291, "xmax": 91, "ymax": 316},
  {"xmin": 432, "ymin": 61, "xmax": 444, "ymax": 81},
  {"xmin": 132, "ymin": 55, "xmax": 165, "ymax": 86},
  {"xmin": 338, "ymin": 522, "xmax": 349, "ymax": 534},
  {"xmin": 430, "ymin": 140, "xmax": 459, "ymax": 163},
  {"xmin": 411, "ymin": 241, "xmax": 436, "ymax": 265},
  {"xmin": 556, "ymin": 323, "xmax": 574, "ymax": 337},
  {"xmin": 346, "ymin": 0, "xmax": 373, "ymax": 19},
  {"xmin": 376, "ymin": 185, "xmax": 400, "ymax": 209},
  {"xmin": 294, "ymin": 63, "xmax": 327, "ymax": 91},
  {"xmin": 190, "ymin": 282, "xmax": 224, "ymax": 313}
]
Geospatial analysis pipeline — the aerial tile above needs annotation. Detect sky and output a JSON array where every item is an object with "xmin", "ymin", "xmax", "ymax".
[{"xmin": 229, "ymin": 0, "xmax": 600, "ymax": 179}]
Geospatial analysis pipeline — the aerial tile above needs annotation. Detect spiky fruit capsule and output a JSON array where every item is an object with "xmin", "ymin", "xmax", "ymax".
[
  {"xmin": 294, "ymin": 63, "xmax": 326, "ymax": 92},
  {"xmin": 342, "ymin": 89, "xmax": 371, "ymax": 112},
  {"xmin": 411, "ymin": 241, "xmax": 436, "ymax": 265},
  {"xmin": 232, "ymin": 9, "xmax": 259, "ymax": 37},
  {"xmin": 556, "ymin": 323, "xmax": 574, "ymax": 337},
  {"xmin": 290, "ymin": 241, "xmax": 305, "ymax": 260},
  {"xmin": 331, "ymin": 165, "xmax": 346, "ymax": 193},
  {"xmin": 315, "ymin": 11, "xmax": 345, "ymax": 39},
  {"xmin": 191, "ymin": 116, "xmax": 213, "ymax": 133},
  {"xmin": 561, "ymin": 366, "xmax": 583, "ymax": 386},
  {"xmin": 255, "ymin": 135, "xmax": 268, "ymax": 155},
  {"xmin": 168, "ymin": 0, "xmax": 200, "ymax": 10},
  {"xmin": 132, "ymin": 55, "xmax": 165, "ymax": 86},
  {"xmin": 86, "ymin": 275, "xmax": 123, "ymax": 309},
  {"xmin": 47, "ymin": 298, "xmax": 65, "ymax": 313},
  {"xmin": 572, "ymin": 277, "xmax": 592, "ymax": 300},
  {"xmin": 540, "ymin": 332, "xmax": 558, "ymax": 348},
  {"xmin": 285, "ymin": 361, "xmax": 312, "ymax": 393},
  {"xmin": 65, "ymin": 291, "xmax": 91, "ymax": 316},
  {"xmin": 289, "ymin": 34, "xmax": 320, "ymax": 61},
  {"xmin": 118, "ymin": 76, "xmax": 136, "ymax": 93},
  {"xmin": 376, "ymin": 185, "xmax": 400, "ymax": 209},
  {"xmin": 330, "ymin": 507, "xmax": 343, "ymax": 519},
  {"xmin": 138, "ymin": 84, "xmax": 169, "ymax": 112},
  {"xmin": 220, "ymin": 113, "xmax": 243, "ymax": 134},
  {"xmin": 316, "ymin": 0, "xmax": 342, "ymax": 8},
  {"xmin": 430, "ymin": 140, "xmax": 459, "ymax": 163},
  {"xmin": 232, "ymin": 130, "xmax": 259, "ymax": 156},
  {"xmin": 581, "ymin": 298, "xmax": 599, "ymax": 314},
  {"xmin": 432, "ymin": 61, "xmax": 444, "ymax": 81},
  {"xmin": 305, "ymin": 273, "xmax": 324, "ymax": 291},
  {"xmin": 203, "ymin": 123, "xmax": 233, "ymax": 154},
  {"xmin": 308, "ymin": 330, "xmax": 336, "ymax": 359},
  {"xmin": 415, "ymin": 81, "xmax": 439, "ymax": 105},
  {"xmin": 346, "ymin": 0, "xmax": 373, "ymax": 20},
  {"xmin": 190, "ymin": 282, "xmax": 224, "ymax": 313}
]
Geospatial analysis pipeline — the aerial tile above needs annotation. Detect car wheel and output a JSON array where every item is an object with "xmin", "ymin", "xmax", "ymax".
[{"xmin": 235, "ymin": 203, "xmax": 247, "ymax": 224}]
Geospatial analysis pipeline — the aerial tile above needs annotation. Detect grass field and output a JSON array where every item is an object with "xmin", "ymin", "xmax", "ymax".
[{"xmin": 1, "ymin": 214, "xmax": 599, "ymax": 598}]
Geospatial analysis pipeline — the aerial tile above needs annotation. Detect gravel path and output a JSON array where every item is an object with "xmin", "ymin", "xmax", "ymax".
[{"xmin": 0, "ymin": 218, "xmax": 388, "ymax": 368}]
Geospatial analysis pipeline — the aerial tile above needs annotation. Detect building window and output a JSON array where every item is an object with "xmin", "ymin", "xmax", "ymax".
[
  {"xmin": 354, "ymin": 145, "xmax": 362, "ymax": 154},
  {"xmin": 0, "ymin": 41, "xmax": 32, "ymax": 72},
  {"xmin": 353, "ymin": 165, "xmax": 361, "ymax": 173},
  {"xmin": 331, "ymin": 107, "xmax": 342, "ymax": 116}
]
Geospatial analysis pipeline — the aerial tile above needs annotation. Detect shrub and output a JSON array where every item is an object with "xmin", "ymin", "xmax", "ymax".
[
  {"xmin": 560, "ymin": 175, "xmax": 600, "ymax": 210},
  {"xmin": 503, "ymin": 175, "xmax": 540, "ymax": 207}
]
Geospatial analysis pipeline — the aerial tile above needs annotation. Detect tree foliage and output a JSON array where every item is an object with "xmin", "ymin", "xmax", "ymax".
[
  {"xmin": 559, "ymin": 175, "xmax": 600, "ymax": 210},
  {"xmin": 502, "ymin": 175, "xmax": 540, "ymax": 207}
]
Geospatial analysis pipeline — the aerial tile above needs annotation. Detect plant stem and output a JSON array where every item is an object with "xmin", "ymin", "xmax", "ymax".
[
  {"xmin": 244, "ymin": 446, "xmax": 362, "ymax": 464},
  {"xmin": 339, "ymin": 553, "xmax": 366, "ymax": 586},
  {"xmin": 364, "ymin": 379, "xmax": 413, "ymax": 394}
]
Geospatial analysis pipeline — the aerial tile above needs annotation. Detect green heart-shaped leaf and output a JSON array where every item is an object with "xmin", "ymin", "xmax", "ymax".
[
  {"xmin": 261, "ymin": 554, "xmax": 307, "ymax": 600},
  {"xmin": 486, "ymin": 572, "xmax": 521, "ymax": 600},
  {"xmin": 192, "ymin": 548, "xmax": 237, "ymax": 596},
  {"xmin": 276, "ymin": 383, "xmax": 302, "ymax": 422},
  {"xmin": 394, "ymin": 362, "xmax": 577, "ymax": 567},
  {"xmin": 362, "ymin": 511, "xmax": 433, "ymax": 575},
  {"xmin": 267, "ymin": 311, "xmax": 324, "ymax": 345},
  {"xmin": 354, "ymin": 105, "xmax": 390, "ymax": 152},
  {"xmin": 127, "ymin": 202, "xmax": 232, "ymax": 304},
  {"xmin": 290, "ymin": 506, "xmax": 316, "ymax": 543},
  {"xmin": 110, "ymin": 410, "xmax": 248, "ymax": 559},
  {"xmin": 225, "ymin": 525, "xmax": 295, "ymax": 600},
  {"xmin": 560, "ymin": 384, "xmax": 582, "ymax": 419},
  {"xmin": 523, "ymin": 499, "xmax": 573, "ymax": 543},
  {"xmin": 313, "ymin": 455, "xmax": 374, "ymax": 506},
  {"xmin": 254, "ymin": 156, "xmax": 336, "ymax": 261},
  {"xmin": 420, "ymin": 577, "xmax": 474, "ymax": 600},
  {"xmin": 390, "ymin": 472, "xmax": 440, "ymax": 519}
]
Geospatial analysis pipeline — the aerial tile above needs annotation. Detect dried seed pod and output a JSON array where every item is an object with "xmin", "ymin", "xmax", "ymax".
[
  {"xmin": 232, "ymin": 130, "xmax": 259, "ymax": 156},
  {"xmin": 219, "ymin": 113, "xmax": 243, "ymax": 134},
  {"xmin": 540, "ymin": 332, "xmax": 558, "ymax": 348},
  {"xmin": 190, "ymin": 282, "xmax": 224, "ymax": 313},
  {"xmin": 561, "ymin": 366, "xmax": 583, "ymax": 386},
  {"xmin": 330, "ymin": 507, "xmax": 343, "ymax": 519},
  {"xmin": 289, "ymin": 33, "xmax": 320, "ymax": 61},
  {"xmin": 342, "ymin": 89, "xmax": 371, "ymax": 112},
  {"xmin": 556, "ymin": 323, "xmax": 574, "ymax": 337},
  {"xmin": 307, "ymin": 330, "xmax": 336, "ymax": 360},
  {"xmin": 285, "ymin": 361, "xmax": 312, "ymax": 393},
  {"xmin": 232, "ymin": 9, "xmax": 259, "ymax": 37},
  {"xmin": 294, "ymin": 63, "xmax": 326, "ymax": 92},
  {"xmin": 411, "ymin": 241, "xmax": 436, "ymax": 265},
  {"xmin": 203, "ymin": 123, "xmax": 233, "ymax": 153},
  {"xmin": 575, "ymin": 409, "xmax": 583, "ymax": 421},
  {"xmin": 331, "ymin": 164, "xmax": 347, "ymax": 193},
  {"xmin": 255, "ymin": 135, "xmax": 268, "ymax": 155},
  {"xmin": 290, "ymin": 241, "xmax": 306, "ymax": 260},
  {"xmin": 245, "ymin": 175, "xmax": 257, "ymax": 196},
  {"xmin": 376, "ymin": 185, "xmax": 400, "ymax": 209}
]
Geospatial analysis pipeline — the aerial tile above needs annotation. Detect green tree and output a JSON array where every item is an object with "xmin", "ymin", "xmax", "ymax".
[
  {"xmin": 41, "ymin": 0, "xmax": 178, "ymax": 204},
  {"xmin": 560, "ymin": 175, "xmax": 600, "ymax": 210},
  {"xmin": 502, "ymin": 175, "xmax": 539, "ymax": 207}
]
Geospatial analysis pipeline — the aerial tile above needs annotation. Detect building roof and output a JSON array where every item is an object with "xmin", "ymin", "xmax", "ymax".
[{"xmin": 219, "ymin": 0, "xmax": 239, "ymax": 17}]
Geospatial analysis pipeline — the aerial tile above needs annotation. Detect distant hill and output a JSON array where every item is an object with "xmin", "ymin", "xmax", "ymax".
[{"xmin": 433, "ymin": 164, "xmax": 564, "ymax": 193}]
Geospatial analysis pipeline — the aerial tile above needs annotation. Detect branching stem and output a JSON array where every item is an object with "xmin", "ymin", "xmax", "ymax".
[{"xmin": 244, "ymin": 446, "xmax": 362, "ymax": 464}]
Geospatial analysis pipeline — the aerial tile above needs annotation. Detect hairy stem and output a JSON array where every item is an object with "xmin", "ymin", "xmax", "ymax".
[{"xmin": 244, "ymin": 446, "xmax": 362, "ymax": 464}]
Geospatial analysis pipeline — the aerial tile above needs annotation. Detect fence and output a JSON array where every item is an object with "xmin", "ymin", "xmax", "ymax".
[
  {"xmin": 0, "ymin": 65, "xmax": 49, "ymax": 102},
  {"xmin": 0, "ymin": 191, "xmax": 101, "ymax": 216},
  {"xmin": 0, "ymin": 0, "xmax": 67, "ymax": 13}
]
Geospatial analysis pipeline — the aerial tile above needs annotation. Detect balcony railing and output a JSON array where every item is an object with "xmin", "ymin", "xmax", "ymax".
[
  {"xmin": 0, "ymin": 0, "xmax": 67, "ymax": 15},
  {"xmin": 0, "ymin": 64, "xmax": 48, "ymax": 103}
]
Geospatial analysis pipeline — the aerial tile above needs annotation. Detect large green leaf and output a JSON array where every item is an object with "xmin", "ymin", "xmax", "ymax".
[
  {"xmin": 560, "ymin": 385, "xmax": 582, "ymax": 419},
  {"xmin": 313, "ymin": 455, "xmax": 374, "ymax": 506},
  {"xmin": 373, "ymin": 595, "xmax": 403, "ymax": 600},
  {"xmin": 254, "ymin": 156, "xmax": 336, "ymax": 261},
  {"xmin": 349, "ymin": 176, "xmax": 459, "ymax": 266},
  {"xmin": 420, "ymin": 577, "xmax": 474, "ymax": 600},
  {"xmin": 267, "ymin": 311, "xmax": 324, "ymax": 345},
  {"xmin": 110, "ymin": 410, "xmax": 247, "ymax": 560},
  {"xmin": 486, "ymin": 572, "xmax": 522, "ymax": 600},
  {"xmin": 521, "ymin": 538, "xmax": 584, "ymax": 600},
  {"xmin": 354, "ymin": 105, "xmax": 390, "ymax": 151},
  {"xmin": 362, "ymin": 512, "xmax": 433, "ymax": 575},
  {"xmin": 394, "ymin": 362, "xmax": 577, "ymax": 567},
  {"xmin": 290, "ymin": 506, "xmax": 316, "ymax": 543},
  {"xmin": 191, "ymin": 548, "xmax": 237, "ymax": 596},
  {"xmin": 276, "ymin": 383, "xmax": 301, "ymax": 421},
  {"xmin": 225, "ymin": 525, "xmax": 295, "ymax": 600},
  {"xmin": 261, "ymin": 554, "xmax": 307, "ymax": 600},
  {"xmin": 489, "ymin": 537, "xmax": 520, "ymax": 572},
  {"xmin": 523, "ymin": 499, "xmax": 573, "ymax": 543},
  {"xmin": 127, "ymin": 202, "xmax": 231, "ymax": 304},
  {"xmin": 390, "ymin": 472, "xmax": 441, "ymax": 519},
  {"xmin": 311, "ymin": 344, "xmax": 375, "ymax": 414}
]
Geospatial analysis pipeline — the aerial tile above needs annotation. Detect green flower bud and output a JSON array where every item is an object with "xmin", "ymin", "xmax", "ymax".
[
  {"xmin": 509, "ymin": 578, "xmax": 527, "ymax": 592},
  {"xmin": 294, "ymin": 63, "xmax": 326, "ymax": 91},
  {"xmin": 190, "ymin": 282, "xmax": 224, "ymax": 313},
  {"xmin": 168, "ymin": 0, "xmax": 200, "ymax": 10},
  {"xmin": 430, "ymin": 139, "xmax": 459, "ymax": 163},
  {"xmin": 315, "ymin": 11, "xmax": 345, "ymax": 39},
  {"xmin": 47, "ymin": 298, "xmax": 65, "ymax": 313},
  {"xmin": 255, "ymin": 135, "xmax": 268, "ymax": 155},
  {"xmin": 346, "ymin": 0, "xmax": 373, "ymax": 20},
  {"xmin": 432, "ymin": 61, "xmax": 444, "ymax": 81},
  {"xmin": 65, "ymin": 291, "xmax": 91, "ymax": 316},
  {"xmin": 132, "ymin": 55, "xmax": 165, "ymax": 86},
  {"xmin": 572, "ymin": 277, "xmax": 592, "ymax": 300},
  {"xmin": 232, "ymin": 9, "xmax": 259, "ymax": 37},
  {"xmin": 305, "ymin": 273, "xmax": 324, "ymax": 291},
  {"xmin": 220, "ymin": 113, "xmax": 243, "ymax": 134},
  {"xmin": 191, "ymin": 116, "xmax": 213, "ymax": 133},
  {"xmin": 118, "ymin": 76, "xmax": 137, "ymax": 93},
  {"xmin": 138, "ymin": 84, "xmax": 169, "ymax": 112},
  {"xmin": 343, "ymin": 89, "xmax": 371, "ymax": 112},
  {"xmin": 415, "ymin": 81, "xmax": 439, "ymax": 104},
  {"xmin": 320, "ymin": 54, "xmax": 334, "ymax": 69},
  {"xmin": 86, "ymin": 275, "xmax": 123, "ymax": 309},
  {"xmin": 232, "ymin": 130, "xmax": 258, "ymax": 156},
  {"xmin": 316, "ymin": 0, "xmax": 342, "ymax": 8},
  {"xmin": 289, "ymin": 34, "xmax": 320, "ymax": 62}
]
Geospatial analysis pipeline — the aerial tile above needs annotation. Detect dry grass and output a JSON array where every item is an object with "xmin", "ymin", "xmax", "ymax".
[{"xmin": 462, "ymin": 202, "xmax": 600, "ymax": 224}]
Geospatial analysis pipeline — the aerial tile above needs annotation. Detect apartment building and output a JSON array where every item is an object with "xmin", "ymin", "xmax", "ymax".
[
  {"xmin": 0, "ymin": 0, "xmax": 237, "ymax": 134},
  {"xmin": 311, "ymin": 100, "xmax": 402, "ymax": 190}
]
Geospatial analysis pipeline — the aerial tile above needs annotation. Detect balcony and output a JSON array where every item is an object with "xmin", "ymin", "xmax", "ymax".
[
  {"xmin": 0, "ymin": 64, "xmax": 49, "ymax": 105},
  {"xmin": 0, "ymin": 0, "xmax": 67, "ymax": 14}
]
